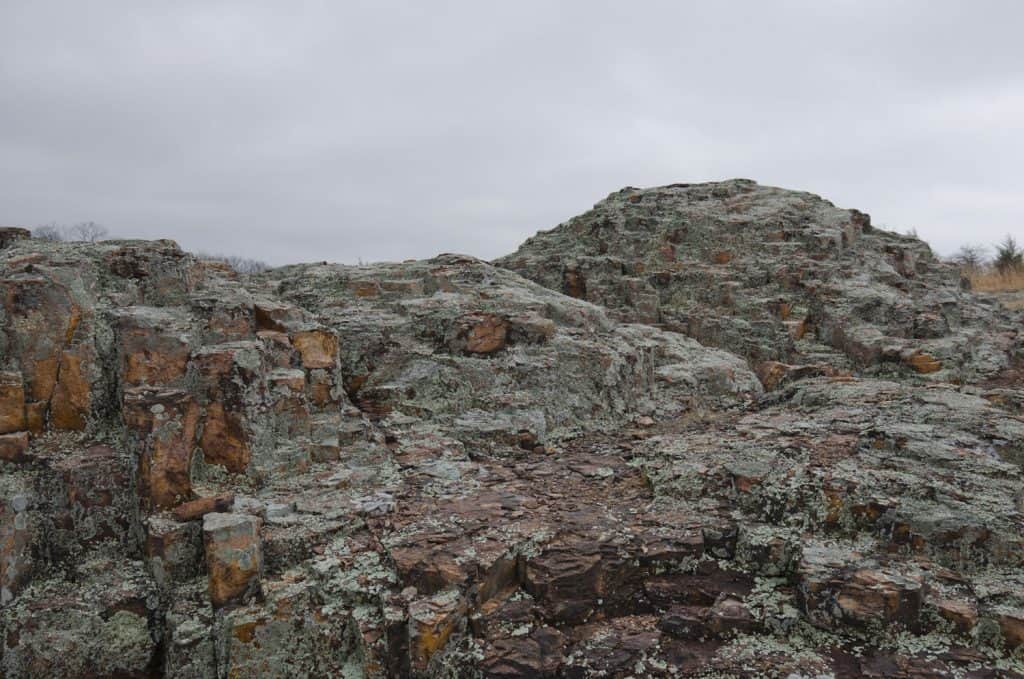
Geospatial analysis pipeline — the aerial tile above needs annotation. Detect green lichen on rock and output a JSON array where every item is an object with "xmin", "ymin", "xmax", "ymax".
[{"xmin": 1, "ymin": 181, "xmax": 1022, "ymax": 676}]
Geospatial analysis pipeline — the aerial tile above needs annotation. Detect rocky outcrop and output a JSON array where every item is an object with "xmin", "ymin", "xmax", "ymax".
[
  {"xmin": 496, "ymin": 180, "xmax": 1022, "ymax": 385},
  {"xmin": 1, "ymin": 181, "xmax": 1023, "ymax": 677}
]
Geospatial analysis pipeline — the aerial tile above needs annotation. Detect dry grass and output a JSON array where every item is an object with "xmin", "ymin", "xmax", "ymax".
[
  {"xmin": 969, "ymin": 268, "xmax": 1024, "ymax": 292},
  {"xmin": 968, "ymin": 268, "xmax": 1024, "ymax": 310}
]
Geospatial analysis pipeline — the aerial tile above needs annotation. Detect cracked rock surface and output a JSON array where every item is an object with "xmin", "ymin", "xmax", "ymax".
[{"xmin": 0, "ymin": 181, "xmax": 1022, "ymax": 678}]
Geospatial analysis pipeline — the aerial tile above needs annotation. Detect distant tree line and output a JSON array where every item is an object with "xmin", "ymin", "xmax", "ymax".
[
  {"xmin": 33, "ymin": 221, "xmax": 109, "ymax": 242},
  {"xmin": 194, "ymin": 252, "xmax": 271, "ymax": 274},
  {"xmin": 953, "ymin": 235, "xmax": 1023, "ymax": 274}
]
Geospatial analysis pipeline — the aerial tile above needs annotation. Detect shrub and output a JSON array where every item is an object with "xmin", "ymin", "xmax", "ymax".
[{"xmin": 994, "ymin": 235, "xmax": 1023, "ymax": 273}]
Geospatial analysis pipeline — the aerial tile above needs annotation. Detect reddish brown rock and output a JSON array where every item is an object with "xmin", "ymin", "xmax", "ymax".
[
  {"xmin": 0, "ymin": 431, "xmax": 30, "ymax": 463},
  {"xmin": 659, "ymin": 605, "xmax": 711, "ymax": 640},
  {"xmin": 203, "ymin": 512, "xmax": 263, "ymax": 607},
  {"xmin": 755, "ymin": 361, "xmax": 838, "ymax": 391},
  {"xmin": 198, "ymin": 402, "xmax": 250, "ymax": 473},
  {"xmin": 523, "ymin": 543, "xmax": 607, "ymax": 623},
  {"xmin": 464, "ymin": 315, "xmax": 508, "ymax": 355},
  {"xmin": 192, "ymin": 343, "xmax": 261, "ymax": 474},
  {"xmin": 755, "ymin": 361, "xmax": 790, "ymax": 392},
  {"xmin": 123, "ymin": 387, "xmax": 199, "ymax": 509},
  {"xmin": 904, "ymin": 350, "xmax": 942, "ymax": 374},
  {"xmin": 256, "ymin": 330, "xmax": 296, "ymax": 368},
  {"xmin": 381, "ymin": 279, "xmax": 425, "ymax": 296},
  {"xmin": 115, "ymin": 307, "xmax": 192, "ymax": 386},
  {"xmin": 49, "ymin": 343, "xmax": 92, "ymax": 430},
  {"xmin": 835, "ymin": 568, "xmax": 925, "ymax": 630},
  {"xmin": 931, "ymin": 597, "xmax": 978, "ymax": 634},
  {"xmin": 768, "ymin": 300, "xmax": 793, "ymax": 320},
  {"xmin": 563, "ymin": 268, "xmax": 587, "ymax": 299},
  {"xmin": 786, "ymin": 317, "xmax": 808, "ymax": 340},
  {"xmin": 23, "ymin": 402, "xmax": 46, "ymax": 435},
  {"xmin": 291, "ymin": 329, "xmax": 338, "ymax": 368},
  {"xmin": 349, "ymin": 280, "xmax": 381, "ymax": 298},
  {"xmin": 0, "ymin": 372, "xmax": 26, "ymax": 434},
  {"xmin": 103, "ymin": 240, "xmax": 195, "ymax": 304},
  {"xmin": 172, "ymin": 493, "xmax": 235, "ymax": 522},
  {"xmin": 998, "ymin": 611, "xmax": 1024, "ymax": 650},
  {"xmin": 408, "ymin": 589, "xmax": 468, "ymax": 672},
  {"xmin": 0, "ymin": 275, "xmax": 80, "ymax": 404},
  {"xmin": 480, "ymin": 627, "xmax": 565, "ymax": 677}
]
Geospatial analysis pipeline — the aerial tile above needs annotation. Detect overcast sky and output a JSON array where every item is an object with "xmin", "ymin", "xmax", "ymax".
[{"xmin": 2, "ymin": 2, "xmax": 1022, "ymax": 265}]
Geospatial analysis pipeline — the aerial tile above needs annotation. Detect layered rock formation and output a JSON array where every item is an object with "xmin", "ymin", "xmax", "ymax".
[
  {"xmin": 497, "ymin": 180, "xmax": 1020, "ymax": 384},
  {"xmin": 0, "ymin": 180, "xmax": 1022, "ymax": 678}
]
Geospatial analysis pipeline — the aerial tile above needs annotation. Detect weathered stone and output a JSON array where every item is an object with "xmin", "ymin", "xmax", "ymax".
[
  {"xmin": 0, "ymin": 480, "xmax": 33, "ymax": 604},
  {"xmin": 172, "ymin": 492, "xmax": 234, "ymax": 522},
  {"xmin": 48, "ymin": 342, "xmax": 93, "ymax": 430},
  {"xmin": 103, "ymin": 239, "xmax": 195, "ymax": 304},
  {"xmin": 253, "ymin": 299, "xmax": 305, "ymax": 331},
  {"xmin": 998, "ymin": 610, "xmax": 1024, "ymax": 650},
  {"xmin": 219, "ymin": 577, "xmax": 358, "ymax": 677},
  {"xmin": 0, "ymin": 187, "xmax": 1021, "ymax": 677},
  {"xmin": 409, "ymin": 588, "xmax": 468, "ymax": 672},
  {"xmin": 931, "ymin": 597, "xmax": 978, "ymax": 633},
  {"xmin": 191, "ymin": 342, "xmax": 260, "ymax": 474},
  {"xmin": 291, "ymin": 328, "xmax": 338, "ymax": 368},
  {"xmin": 203, "ymin": 512, "xmax": 262, "ymax": 607},
  {"xmin": 0, "ymin": 372, "xmax": 26, "ymax": 434},
  {"xmin": 146, "ymin": 515, "xmax": 203, "ymax": 585},
  {"xmin": 0, "ymin": 558, "xmax": 158, "ymax": 678},
  {"xmin": 115, "ymin": 306, "xmax": 192, "ymax": 386},
  {"xmin": 463, "ymin": 314, "xmax": 508, "ymax": 354},
  {"xmin": 123, "ymin": 387, "xmax": 198, "ymax": 509},
  {"xmin": 164, "ymin": 597, "xmax": 217, "ymax": 678},
  {"xmin": 45, "ymin": 444, "xmax": 131, "ymax": 548},
  {"xmin": 0, "ymin": 431, "xmax": 30, "ymax": 462},
  {"xmin": 0, "ymin": 227, "xmax": 31, "ymax": 248},
  {"xmin": 23, "ymin": 402, "xmax": 46, "ymax": 435},
  {"xmin": 904, "ymin": 349, "xmax": 943, "ymax": 374},
  {"xmin": 0, "ymin": 275, "xmax": 81, "ymax": 404},
  {"xmin": 498, "ymin": 179, "xmax": 1019, "ymax": 380}
]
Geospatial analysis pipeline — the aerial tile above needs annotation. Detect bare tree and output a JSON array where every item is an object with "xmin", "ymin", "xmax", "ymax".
[
  {"xmin": 68, "ymin": 221, "xmax": 108, "ymax": 243},
  {"xmin": 952, "ymin": 244, "xmax": 989, "ymax": 272},
  {"xmin": 33, "ymin": 223, "xmax": 66, "ymax": 241}
]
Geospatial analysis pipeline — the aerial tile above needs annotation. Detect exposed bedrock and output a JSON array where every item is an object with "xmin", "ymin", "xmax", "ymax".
[{"xmin": 0, "ymin": 181, "xmax": 1022, "ymax": 677}]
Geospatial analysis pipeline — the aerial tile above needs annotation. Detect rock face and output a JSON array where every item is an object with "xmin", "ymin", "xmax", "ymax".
[
  {"xmin": 497, "ymin": 179, "xmax": 1021, "ymax": 384},
  {"xmin": 1, "ymin": 181, "xmax": 1023, "ymax": 678}
]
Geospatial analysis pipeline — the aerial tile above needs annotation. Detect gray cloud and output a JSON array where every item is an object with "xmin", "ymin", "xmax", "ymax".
[{"xmin": 2, "ymin": 1, "xmax": 1022, "ymax": 264}]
